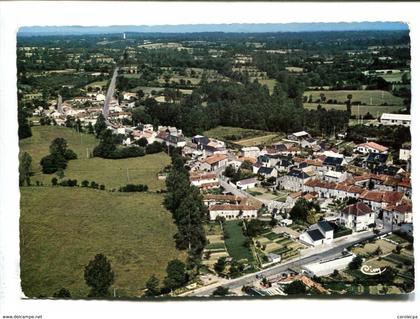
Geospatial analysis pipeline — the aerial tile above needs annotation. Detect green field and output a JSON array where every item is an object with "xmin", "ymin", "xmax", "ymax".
[
  {"xmin": 223, "ymin": 220, "xmax": 253, "ymax": 262},
  {"xmin": 304, "ymin": 90, "xmax": 404, "ymax": 106},
  {"xmin": 304, "ymin": 103, "xmax": 403, "ymax": 117},
  {"xmin": 20, "ymin": 126, "xmax": 170, "ymax": 190},
  {"xmin": 20, "ymin": 187, "xmax": 185, "ymax": 298},
  {"xmin": 203, "ymin": 126, "xmax": 277, "ymax": 144},
  {"xmin": 256, "ymin": 79, "xmax": 277, "ymax": 94},
  {"xmin": 85, "ymin": 80, "xmax": 108, "ymax": 89}
]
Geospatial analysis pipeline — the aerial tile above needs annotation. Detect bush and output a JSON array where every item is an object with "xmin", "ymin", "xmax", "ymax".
[
  {"xmin": 146, "ymin": 141, "xmax": 164, "ymax": 154},
  {"xmin": 58, "ymin": 179, "xmax": 78, "ymax": 187},
  {"xmin": 119, "ymin": 184, "xmax": 149, "ymax": 192},
  {"xmin": 81, "ymin": 180, "xmax": 89, "ymax": 187}
]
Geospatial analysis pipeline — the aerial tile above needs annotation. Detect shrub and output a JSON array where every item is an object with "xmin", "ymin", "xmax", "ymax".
[{"xmin": 119, "ymin": 184, "xmax": 149, "ymax": 192}]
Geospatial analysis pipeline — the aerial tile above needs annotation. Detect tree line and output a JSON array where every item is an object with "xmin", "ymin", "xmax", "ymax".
[{"xmin": 163, "ymin": 154, "xmax": 207, "ymax": 272}]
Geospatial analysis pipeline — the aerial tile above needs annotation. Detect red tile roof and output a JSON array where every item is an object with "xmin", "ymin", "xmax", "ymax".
[
  {"xmin": 209, "ymin": 204, "xmax": 258, "ymax": 211},
  {"xmin": 342, "ymin": 202, "xmax": 372, "ymax": 216}
]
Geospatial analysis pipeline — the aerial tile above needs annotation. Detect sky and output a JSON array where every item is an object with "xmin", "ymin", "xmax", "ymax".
[{"xmin": 18, "ymin": 22, "xmax": 408, "ymax": 36}]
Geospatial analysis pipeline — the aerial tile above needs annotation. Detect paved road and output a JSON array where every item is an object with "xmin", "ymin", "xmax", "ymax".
[
  {"xmin": 103, "ymin": 67, "xmax": 119, "ymax": 123},
  {"xmin": 183, "ymin": 228, "xmax": 389, "ymax": 297}
]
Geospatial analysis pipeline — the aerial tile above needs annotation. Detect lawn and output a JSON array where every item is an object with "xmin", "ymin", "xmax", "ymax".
[
  {"xmin": 20, "ymin": 187, "xmax": 185, "ymax": 298},
  {"xmin": 303, "ymin": 90, "xmax": 404, "ymax": 106},
  {"xmin": 223, "ymin": 220, "xmax": 254, "ymax": 262},
  {"xmin": 20, "ymin": 126, "xmax": 171, "ymax": 191}
]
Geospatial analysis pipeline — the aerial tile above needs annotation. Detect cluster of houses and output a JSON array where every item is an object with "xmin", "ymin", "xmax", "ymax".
[{"xmin": 181, "ymin": 124, "xmax": 412, "ymax": 247}]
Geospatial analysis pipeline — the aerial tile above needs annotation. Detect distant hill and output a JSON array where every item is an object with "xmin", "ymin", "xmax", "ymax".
[{"xmin": 18, "ymin": 22, "xmax": 408, "ymax": 36}]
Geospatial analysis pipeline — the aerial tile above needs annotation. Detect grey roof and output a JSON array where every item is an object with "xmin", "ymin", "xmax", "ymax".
[
  {"xmin": 307, "ymin": 229, "xmax": 325, "ymax": 242},
  {"xmin": 366, "ymin": 152, "xmax": 387, "ymax": 164},
  {"xmin": 287, "ymin": 169, "xmax": 310, "ymax": 179},
  {"xmin": 258, "ymin": 167, "xmax": 274, "ymax": 175},
  {"xmin": 323, "ymin": 156, "xmax": 344, "ymax": 166},
  {"xmin": 317, "ymin": 220, "xmax": 334, "ymax": 233}
]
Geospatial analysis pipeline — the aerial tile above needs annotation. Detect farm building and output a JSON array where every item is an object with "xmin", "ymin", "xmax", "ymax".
[
  {"xmin": 380, "ymin": 113, "xmax": 411, "ymax": 127},
  {"xmin": 208, "ymin": 204, "xmax": 258, "ymax": 220}
]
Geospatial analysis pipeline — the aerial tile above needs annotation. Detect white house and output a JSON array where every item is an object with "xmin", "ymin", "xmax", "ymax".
[
  {"xmin": 355, "ymin": 142, "xmax": 388, "ymax": 154},
  {"xmin": 383, "ymin": 202, "xmax": 412, "ymax": 225},
  {"xmin": 240, "ymin": 147, "xmax": 260, "ymax": 159},
  {"xmin": 236, "ymin": 177, "xmax": 258, "ymax": 190},
  {"xmin": 209, "ymin": 204, "xmax": 258, "ymax": 220},
  {"xmin": 189, "ymin": 172, "xmax": 219, "ymax": 189},
  {"xmin": 399, "ymin": 149, "xmax": 411, "ymax": 161},
  {"xmin": 299, "ymin": 221, "xmax": 334, "ymax": 247},
  {"xmin": 380, "ymin": 113, "xmax": 411, "ymax": 127},
  {"xmin": 340, "ymin": 202, "xmax": 375, "ymax": 232}
]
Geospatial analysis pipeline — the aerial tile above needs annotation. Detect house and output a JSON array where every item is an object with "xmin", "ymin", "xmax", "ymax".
[
  {"xmin": 240, "ymin": 147, "xmax": 260, "ymax": 159},
  {"xmin": 199, "ymin": 154, "xmax": 228, "ymax": 171},
  {"xmin": 257, "ymin": 167, "xmax": 278, "ymax": 179},
  {"xmin": 365, "ymin": 153, "xmax": 390, "ymax": 169},
  {"xmin": 279, "ymin": 169, "xmax": 313, "ymax": 192},
  {"xmin": 383, "ymin": 202, "xmax": 412, "ymax": 225},
  {"xmin": 380, "ymin": 113, "xmax": 411, "ymax": 127},
  {"xmin": 399, "ymin": 149, "xmax": 411, "ymax": 161},
  {"xmin": 355, "ymin": 142, "xmax": 388, "ymax": 154},
  {"xmin": 209, "ymin": 204, "xmax": 258, "ymax": 220},
  {"xmin": 236, "ymin": 177, "xmax": 258, "ymax": 190},
  {"xmin": 340, "ymin": 202, "xmax": 375, "ymax": 232},
  {"xmin": 189, "ymin": 172, "xmax": 219, "ymax": 189},
  {"xmin": 288, "ymin": 131, "xmax": 311, "ymax": 142},
  {"xmin": 324, "ymin": 170, "xmax": 347, "ymax": 183},
  {"xmin": 323, "ymin": 156, "xmax": 347, "ymax": 171},
  {"xmin": 155, "ymin": 127, "xmax": 186, "ymax": 148},
  {"xmin": 299, "ymin": 221, "xmax": 334, "ymax": 246},
  {"xmin": 203, "ymin": 194, "xmax": 245, "ymax": 207}
]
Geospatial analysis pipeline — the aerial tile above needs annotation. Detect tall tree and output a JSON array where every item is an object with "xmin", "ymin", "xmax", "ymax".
[
  {"xmin": 94, "ymin": 113, "xmax": 108, "ymax": 137},
  {"xmin": 84, "ymin": 254, "xmax": 115, "ymax": 297},
  {"xmin": 163, "ymin": 259, "xmax": 187, "ymax": 291},
  {"xmin": 19, "ymin": 152, "xmax": 32, "ymax": 186},
  {"xmin": 18, "ymin": 104, "xmax": 32, "ymax": 139}
]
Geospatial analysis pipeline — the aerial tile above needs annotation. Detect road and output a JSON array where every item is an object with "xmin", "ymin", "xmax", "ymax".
[
  {"xmin": 182, "ymin": 227, "xmax": 389, "ymax": 297},
  {"xmin": 102, "ymin": 66, "xmax": 119, "ymax": 123}
]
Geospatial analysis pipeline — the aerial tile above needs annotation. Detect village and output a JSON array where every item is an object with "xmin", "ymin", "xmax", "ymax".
[
  {"xmin": 33, "ymin": 87, "xmax": 413, "ymax": 296},
  {"xmin": 16, "ymin": 27, "xmax": 413, "ymax": 298}
]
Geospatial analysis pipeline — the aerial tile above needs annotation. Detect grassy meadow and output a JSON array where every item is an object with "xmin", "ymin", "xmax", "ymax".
[
  {"xmin": 303, "ymin": 90, "xmax": 404, "ymax": 106},
  {"xmin": 303, "ymin": 103, "xmax": 403, "ymax": 117},
  {"xmin": 20, "ymin": 126, "xmax": 171, "ymax": 190},
  {"xmin": 203, "ymin": 126, "xmax": 283, "ymax": 146},
  {"xmin": 20, "ymin": 187, "xmax": 185, "ymax": 298},
  {"xmin": 19, "ymin": 125, "xmax": 181, "ymax": 298}
]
